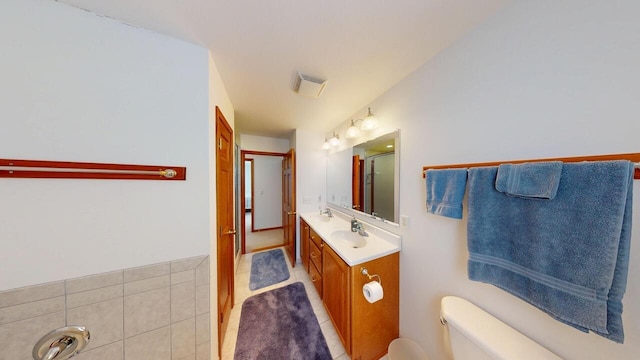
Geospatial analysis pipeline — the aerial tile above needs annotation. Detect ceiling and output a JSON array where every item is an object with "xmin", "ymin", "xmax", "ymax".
[{"xmin": 57, "ymin": 0, "xmax": 509, "ymax": 139}]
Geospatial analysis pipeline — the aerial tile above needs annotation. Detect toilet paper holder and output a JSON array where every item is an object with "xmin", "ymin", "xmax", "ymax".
[{"xmin": 360, "ymin": 267, "xmax": 381, "ymax": 284}]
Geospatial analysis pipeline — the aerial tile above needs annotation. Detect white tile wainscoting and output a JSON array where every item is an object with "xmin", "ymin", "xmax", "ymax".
[{"xmin": 0, "ymin": 255, "xmax": 210, "ymax": 360}]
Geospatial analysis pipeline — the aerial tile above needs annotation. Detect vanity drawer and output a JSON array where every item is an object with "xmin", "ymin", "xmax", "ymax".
[
  {"xmin": 309, "ymin": 260, "xmax": 323, "ymax": 298},
  {"xmin": 310, "ymin": 228, "xmax": 322, "ymax": 248},
  {"xmin": 310, "ymin": 240, "xmax": 323, "ymax": 272}
]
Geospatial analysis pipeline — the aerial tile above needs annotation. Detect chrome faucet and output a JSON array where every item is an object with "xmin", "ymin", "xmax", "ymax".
[
  {"xmin": 33, "ymin": 326, "xmax": 90, "ymax": 360},
  {"xmin": 350, "ymin": 217, "xmax": 368, "ymax": 237},
  {"xmin": 320, "ymin": 207, "xmax": 333, "ymax": 217}
]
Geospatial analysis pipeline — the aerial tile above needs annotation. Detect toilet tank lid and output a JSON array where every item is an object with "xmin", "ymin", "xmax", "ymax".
[{"xmin": 440, "ymin": 296, "xmax": 562, "ymax": 360}]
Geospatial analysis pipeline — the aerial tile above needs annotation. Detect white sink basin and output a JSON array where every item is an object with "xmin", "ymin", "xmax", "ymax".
[
  {"xmin": 301, "ymin": 211, "xmax": 400, "ymax": 266},
  {"xmin": 331, "ymin": 230, "xmax": 367, "ymax": 248},
  {"xmin": 310, "ymin": 214, "xmax": 332, "ymax": 223}
]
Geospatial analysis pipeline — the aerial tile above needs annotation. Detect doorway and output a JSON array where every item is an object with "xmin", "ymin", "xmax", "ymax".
[{"xmin": 240, "ymin": 150, "xmax": 286, "ymax": 253}]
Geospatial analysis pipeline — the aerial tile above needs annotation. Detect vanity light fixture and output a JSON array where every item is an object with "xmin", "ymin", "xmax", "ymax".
[
  {"xmin": 328, "ymin": 132, "xmax": 341, "ymax": 147},
  {"xmin": 345, "ymin": 119, "xmax": 361, "ymax": 139},
  {"xmin": 346, "ymin": 107, "xmax": 379, "ymax": 139},
  {"xmin": 321, "ymin": 137, "xmax": 331, "ymax": 150},
  {"xmin": 360, "ymin": 107, "xmax": 379, "ymax": 131}
]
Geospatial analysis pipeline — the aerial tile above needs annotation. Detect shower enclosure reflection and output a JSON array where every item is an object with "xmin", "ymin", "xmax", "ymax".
[{"xmin": 360, "ymin": 151, "xmax": 395, "ymax": 221}]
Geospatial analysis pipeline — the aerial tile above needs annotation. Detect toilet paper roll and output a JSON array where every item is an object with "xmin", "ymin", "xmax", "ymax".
[{"xmin": 363, "ymin": 281, "xmax": 384, "ymax": 303}]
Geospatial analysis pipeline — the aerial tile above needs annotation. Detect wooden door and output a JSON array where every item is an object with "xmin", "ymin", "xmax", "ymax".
[
  {"xmin": 282, "ymin": 148, "xmax": 296, "ymax": 266},
  {"xmin": 215, "ymin": 107, "xmax": 234, "ymax": 356},
  {"xmin": 352, "ymin": 155, "xmax": 362, "ymax": 211},
  {"xmin": 370, "ymin": 158, "xmax": 375, "ymax": 214}
]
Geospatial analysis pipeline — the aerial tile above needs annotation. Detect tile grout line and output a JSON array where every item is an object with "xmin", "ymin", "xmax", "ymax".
[
  {"xmin": 193, "ymin": 277, "xmax": 197, "ymax": 359},
  {"xmin": 169, "ymin": 265, "xmax": 173, "ymax": 360},
  {"xmin": 121, "ymin": 276, "xmax": 125, "ymax": 360},
  {"xmin": 0, "ymin": 299, "xmax": 66, "ymax": 327},
  {"xmin": 64, "ymin": 279, "xmax": 68, "ymax": 327},
  {"xmin": 0, "ymin": 291, "xmax": 63, "ymax": 310}
]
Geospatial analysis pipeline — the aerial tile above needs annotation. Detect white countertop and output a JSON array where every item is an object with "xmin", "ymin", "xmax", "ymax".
[{"xmin": 300, "ymin": 209, "xmax": 401, "ymax": 266}]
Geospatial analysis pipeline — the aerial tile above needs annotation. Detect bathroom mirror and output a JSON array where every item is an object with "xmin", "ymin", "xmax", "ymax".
[{"xmin": 326, "ymin": 130, "xmax": 399, "ymax": 224}]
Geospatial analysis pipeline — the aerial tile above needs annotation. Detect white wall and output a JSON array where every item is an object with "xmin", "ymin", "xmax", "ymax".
[
  {"xmin": 0, "ymin": 0, "xmax": 217, "ymax": 291},
  {"xmin": 244, "ymin": 161, "xmax": 252, "ymax": 203},
  {"xmin": 250, "ymin": 155, "xmax": 283, "ymax": 229},
  {"xmin": 331, "ymin": 1, "xmax": 640, "ymax": 359},
  {"xmin": 293, "ymin": 129, "xmax": 327, "ymax": 261},
  {"xmin": 239, "ymin": 134, "xmax": 290, "ymax": 153}
]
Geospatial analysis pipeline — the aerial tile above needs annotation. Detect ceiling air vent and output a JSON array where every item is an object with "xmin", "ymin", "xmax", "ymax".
[{"xmin": 293, "ymin": 72, "xmax": 327, "ymax": 98}]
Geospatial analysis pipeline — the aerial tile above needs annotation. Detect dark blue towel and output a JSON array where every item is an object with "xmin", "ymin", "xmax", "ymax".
[
  {"xmin": 467, "ymin": 160, "xmax": 633, "ymax": 343},
  {"xmin": 426, "ymin": 168, "xmax": 468, "ymax": 219}
]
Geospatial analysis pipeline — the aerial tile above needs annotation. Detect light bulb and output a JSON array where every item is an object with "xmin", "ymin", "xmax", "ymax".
[
  {"xmin": 345, "ymin": 120, "xmax": 361, "ymax": 139},
  {"xmin": 361, "ymin": 107, "xmax": 378, "ymax": 131},
  {"xmin": 329, "ymin": 134, "xmax": 340, "ymax": 147}
]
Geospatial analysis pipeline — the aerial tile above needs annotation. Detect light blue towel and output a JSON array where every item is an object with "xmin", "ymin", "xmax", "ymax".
[
  {"xmin": 426, "ymin": 168, "xmax": 468, "ymax": 219},
  {"xmin": 495, "ymin": 161, "xmax": 563, "ymax": 199},
  {"xmin": 467, "ymin": 160, "xmax": 633, "ymax": 343}
]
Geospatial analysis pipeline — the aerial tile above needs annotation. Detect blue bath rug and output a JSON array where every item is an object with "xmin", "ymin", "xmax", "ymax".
[
  {"xmin": 249, "ymin": 249, "xmax": 290, "ymax": 290},
  {"xmin": 234, "ymin": 282, "xmax": 332, "ymax": 360}
]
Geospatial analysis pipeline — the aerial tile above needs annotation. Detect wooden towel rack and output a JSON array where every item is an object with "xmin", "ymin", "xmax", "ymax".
[
  {"xmin": 422, "ymin": 152, "xmax": 640, "ymax": 180},
  {"xmin": 0, "ymin": 158, "xmax": 186, "ymax": 180}
]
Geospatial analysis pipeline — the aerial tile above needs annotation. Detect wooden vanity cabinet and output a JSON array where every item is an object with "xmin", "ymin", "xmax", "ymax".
[
  {"xmin": 323, "ymin": 245, "xmax": 399, "ymax": 360},
  {"xmin": 301, "ymin": 216, "xmax": 399, "ymax": 359}
]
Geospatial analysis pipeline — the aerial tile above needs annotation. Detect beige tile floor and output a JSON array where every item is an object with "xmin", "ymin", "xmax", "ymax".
[{"xmin": 221, "ymin": 247, "xmax": 350, "ymax": 360}]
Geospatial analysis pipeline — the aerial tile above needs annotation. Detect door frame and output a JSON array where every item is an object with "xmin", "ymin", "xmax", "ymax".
[
  {"xmin": 282, "ymin": 148, "xmax": 296, "ymax": 267},
  {"xmin": 243, "ymin": 158, "xmax": 255, "ymax": 231},
  {"xmin": 240, "ymin": 150, "xmax": 287, "ymax": 254}
]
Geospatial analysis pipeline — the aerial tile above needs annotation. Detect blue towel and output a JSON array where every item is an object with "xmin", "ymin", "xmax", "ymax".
[
  {"xmin": 467, "ymin": 160, "xmax": 633, "ymax": 343},
  {"xmin": 426, "ymin": 168, "xmax": 468, "ymax": 219},
  {"xmin": 495, "ymin": 161, "xmax": 563, "ymax": 199}
]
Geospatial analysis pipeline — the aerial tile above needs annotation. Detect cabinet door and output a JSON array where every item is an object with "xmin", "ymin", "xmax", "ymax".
[
  {"xmin": 322, "ymin": 244, "xmax": 351, "ymax": 354},
  {"xmin": 300, "ymin": 219, "xmax": 310, "ymax": 272},
  {"xmin": 309, "ymin": 259, "xmax": 323, "ymax": 299},
  {"xmin": 310, "ymin": 228, "xmax": 322, "ymax": 248},
  {"xmin": 350, "ymin": 253, "xmax": 400, "ymax": 360},
  {"xmin": 309, "ymin": 240, "xmax": 322, "ymax": 273}
]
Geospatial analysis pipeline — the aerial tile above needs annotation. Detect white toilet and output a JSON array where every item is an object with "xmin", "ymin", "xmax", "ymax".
[{"xmin": 388, "ymin": 296, "xmax": 562, "ymax": 360}]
